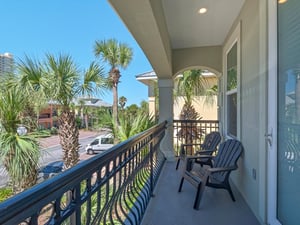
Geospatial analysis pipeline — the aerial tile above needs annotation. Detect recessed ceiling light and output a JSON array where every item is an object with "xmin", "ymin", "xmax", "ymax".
[
  {"xmin": 198, "ymin": 8, "xmax": 207, "ymax": 14},
  {"xmin": 278, "ymin": 0, "xmax": 287, "ymax": 3}
]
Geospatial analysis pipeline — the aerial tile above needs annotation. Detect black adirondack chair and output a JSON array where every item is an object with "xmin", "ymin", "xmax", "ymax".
[
  {"xmin": 176, "ymin": 131, "xmax": 221, "ymax": 170},
  {"xmin": 178, "ymin": 139, "xmax": 243, "ymax": 210}
]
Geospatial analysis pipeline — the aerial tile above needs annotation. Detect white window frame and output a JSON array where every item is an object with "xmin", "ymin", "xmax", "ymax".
[{"xmin": 223, "ymin": 23, "xmax": 241, "ymax": 139}]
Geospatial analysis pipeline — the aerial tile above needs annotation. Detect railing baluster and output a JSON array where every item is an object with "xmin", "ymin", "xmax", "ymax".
[{"xmin": 173, "ymin": 120, "xmax": 219, "ymax": 156}]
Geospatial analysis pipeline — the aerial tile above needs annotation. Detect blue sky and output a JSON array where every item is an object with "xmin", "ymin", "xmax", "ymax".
[{"xmin": 0, "ymin": 0, "xmax": 153, "ymax": 106}]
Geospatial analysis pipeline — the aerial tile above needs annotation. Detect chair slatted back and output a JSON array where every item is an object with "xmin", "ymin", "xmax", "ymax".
[
  {"xmin": 211, "ymin": 139, "xmax": 243, "ymax": 182},
  {"xmin": 201, "ymin": 131, "xmax": 221, "ymax": 152}
]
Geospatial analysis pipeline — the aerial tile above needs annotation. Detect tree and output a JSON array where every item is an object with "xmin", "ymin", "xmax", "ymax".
[
  {"xmin": 18, "ymin": 56, "xmax": 48, "ymax": 131},
  {"xmin": 117, "ymin": 110, "xmax": 156, "ymax": 141},
  {"xmin": 119, "ymin": 96, "xmax": 127, "ymax": 110},
  {"xmin": 94, "ymin": 39, "xmax": 133, "ymax": 128},
  {"xmin": 0, "ymin": 75, "xmax": 40, "ymax": 192},
  {"xmin": 175, "ymin": 69, "xmax": 217, "ymax": 144},
  {"xmin": 18, "ymin": 54, "xmax": 107, "ymax": 169},
  {"xmin": 139, "ymin": 100, "xmax": 149, "ymax": 114},
  {"xmin": 77, "ymin": 98, "xmax": 86, "ymax": 128}
]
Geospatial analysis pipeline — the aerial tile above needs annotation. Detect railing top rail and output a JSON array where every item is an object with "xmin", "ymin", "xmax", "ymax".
[{"xmin": 173, "ymin": 119, "xmax": 219, "ymax": 123}]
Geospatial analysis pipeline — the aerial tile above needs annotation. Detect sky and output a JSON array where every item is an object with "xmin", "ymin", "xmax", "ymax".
[{"xmin": 0, "ymin": 0, "xmax": 153, "ymax": 106}]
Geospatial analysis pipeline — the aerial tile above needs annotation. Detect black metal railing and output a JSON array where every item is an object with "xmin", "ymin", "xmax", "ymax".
[
  {"xmin": 173, "ymin": 120, "xmax": 219, "ymax": 156},
  {"xmin": 0, "ymin": 121, "xmax": 167, "ymax": 225}
]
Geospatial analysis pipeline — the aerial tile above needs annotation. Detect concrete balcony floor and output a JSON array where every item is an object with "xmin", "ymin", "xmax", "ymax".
[{"xmin": 141, "ymin": 161, "xmax": 261, "ymax": 225}]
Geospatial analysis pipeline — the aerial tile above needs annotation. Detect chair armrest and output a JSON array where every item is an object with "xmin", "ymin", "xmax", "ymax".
[
  {"xmin": 196, "ymin": 149, "xmax": 215, "ymax": 155},
  {"xmin": 186, "ymin": 155, "xmax": 213, "ymax": 160},
  {"xmin": 206, "ymin": 166, "xmax": 237, "ymax": 174},
  {"xmin": 181, "ymin": 143, "xmax": 202, "ymax": 148},
  {"xmin": 180, "ymin": 143, "xmax": 202, "ymax": 156},
  {"xmin": 183, "ymin": 155, "xmax": 213, "ymax": 171}
]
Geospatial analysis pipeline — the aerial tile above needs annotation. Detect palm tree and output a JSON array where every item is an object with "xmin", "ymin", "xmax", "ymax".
[
  {"xmin": 0, "ymin": 75, "xmax": 40, "ymax": 192},
  {"xmin": 18, "ymin": 56, "xmax": 48, "ymax": 131},
  {"xmin": 119, "ymin": 96, "xmax": 127, "ymax": 110},
  {"xmin": 77, "ymin": 98, "xmax": 86, "ymax": 129},
  {"xmin": 175, "ymin": 69, "xmax": 217, "ymax": 144},
  {"xmin": 94, "ymin": 39, "xmax": 133, "ymax": 128},
  {"xmin": 18, "ymin": 54, "xmax": 107, "ymax": 169}
]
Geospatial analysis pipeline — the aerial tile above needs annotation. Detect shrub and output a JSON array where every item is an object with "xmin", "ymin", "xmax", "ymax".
[
  {"xmin": 50, "ymin": 127, "xmax": 58, "ymax": 135},
  {"xmin": 0, "ymin": 187, "xmax": 13, "ymax": 202}
]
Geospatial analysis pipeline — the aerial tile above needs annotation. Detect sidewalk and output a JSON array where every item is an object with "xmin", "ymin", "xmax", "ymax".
[{"xmin": 39, "ymin": 130, "xmax": 99, "ymax": 149}]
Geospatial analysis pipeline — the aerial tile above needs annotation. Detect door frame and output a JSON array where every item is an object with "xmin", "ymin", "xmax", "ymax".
[{"xmin": 267, "ymin": 0, "xmax": 280, "ymax": 224}]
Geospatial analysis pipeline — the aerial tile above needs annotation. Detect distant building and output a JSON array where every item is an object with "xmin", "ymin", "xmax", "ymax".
[
  {"xmin": 0, "ymin": 52, "xmax": 13, "ymax": 75},
  {"xmin": 38, "ymin": 97, "xmax": 112, "ymax": 129}
]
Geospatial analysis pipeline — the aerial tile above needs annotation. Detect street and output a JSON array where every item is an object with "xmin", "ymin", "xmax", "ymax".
[{"xmin": 0, "ymin": 136, "xmax": 97, "ymax": 188}]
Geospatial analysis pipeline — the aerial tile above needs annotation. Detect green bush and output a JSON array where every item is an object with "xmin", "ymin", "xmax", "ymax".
[
  {"xmin": 0, "ymin": 187, "xmax": 13, "ymax": 202},
  {"xmin": 50, "ymin": 127, "xmax": 58, "ymax": 135}
]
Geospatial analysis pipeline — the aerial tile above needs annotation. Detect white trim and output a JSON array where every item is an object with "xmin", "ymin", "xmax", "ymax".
[
  {"xmin": 267, "ymin": 0, "xmax": 280, "ymax": 224},
  {"xmin": 223, "ymin": 22, "xmax": 241, "ymax": 139}
]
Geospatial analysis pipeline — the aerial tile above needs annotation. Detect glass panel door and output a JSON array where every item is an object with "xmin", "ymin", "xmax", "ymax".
[{"xmin": 277, "ymin": 1, "xmax": 300, "ymax": 224}]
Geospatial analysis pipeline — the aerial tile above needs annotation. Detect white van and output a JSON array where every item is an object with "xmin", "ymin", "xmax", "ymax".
[{"xmin": 85, "ymin": 133, "xmax": 114, "ymax": 154}]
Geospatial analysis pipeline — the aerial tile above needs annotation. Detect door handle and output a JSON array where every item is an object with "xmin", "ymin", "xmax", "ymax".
[{"xmin": 265, "ymin": 129, "xmax": 273, "ymax": 147}]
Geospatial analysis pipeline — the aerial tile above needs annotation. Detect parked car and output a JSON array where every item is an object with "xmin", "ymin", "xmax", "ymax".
[
  {"xmin": 39, "ymin": 160, "xmax": 63, "ymax": 179},
  {"xmin": 85, "ymin": 133, "xmax": 114, "ymax": 155}
]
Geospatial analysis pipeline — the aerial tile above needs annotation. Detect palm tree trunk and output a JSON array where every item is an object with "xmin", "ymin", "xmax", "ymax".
[
  {"xmin": 85, "ymin": 114, "xmax": 89, "ymax": 130},
  {"xmin": 113, "ymin": 84, "xmax": 118, "ymax": 127},
  {"xmin": 58, "ymin": 109, "xmax": 80, "ymax": 169}
]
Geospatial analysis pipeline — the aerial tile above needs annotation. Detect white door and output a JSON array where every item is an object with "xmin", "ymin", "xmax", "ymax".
[
  {"xmin": 268, "ymin": 1, "xmax": 300, "ymax": 224},
  {"xmin": 267, "ymin": 1, "xmax": 279, "ymax": 224}
]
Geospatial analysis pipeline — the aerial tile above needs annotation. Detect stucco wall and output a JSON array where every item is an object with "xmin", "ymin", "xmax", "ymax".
[
  {"xmin": 173, "ymin": 96, "xmax": 218, "ymax": 120},
  {"xmin": 222, "ymin": 0, "xmax": 267, "ymax": 223}
]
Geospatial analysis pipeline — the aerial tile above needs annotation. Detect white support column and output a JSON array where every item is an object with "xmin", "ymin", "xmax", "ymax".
[{"xmin": 158, "ymin": 78, "xmax": 175, "ymax": 161}]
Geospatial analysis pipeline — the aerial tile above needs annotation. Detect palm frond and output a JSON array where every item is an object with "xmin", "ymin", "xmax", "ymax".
[
  {"xmin": 78, "ymin": 61, "xmax": 108, "ymax": 97},
  {"xmin": 0, "ymin": 132, "xmax": 40, "ymax": 189},
  {"xmin": 45, "ymin": 53, "xmax": 80, "ymax": 106}
]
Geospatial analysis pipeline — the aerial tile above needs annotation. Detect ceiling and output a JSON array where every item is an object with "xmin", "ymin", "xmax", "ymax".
[
  {"xmin": 108, "ymin": 0, "xmax": 246, "ymax": 76},
  {"xmin": 162, "ymin": 0, "xmax": 246, "ymax": 49}
]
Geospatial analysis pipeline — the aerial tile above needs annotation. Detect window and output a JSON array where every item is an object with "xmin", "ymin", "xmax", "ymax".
[
  {"xmin": 224, "ymin": 24, "xmax": 240, "ymax": 138},
  {"xmin": 277, "ymin": 1, "xmax": 300, "ymax": 223},
  {"xmin": 101, "ymin": 138, "xmax": 114, "ymax": 144},
  {"xmin": 91, "ymin": 139, "xmax": 99, "ymax": 145},
  {"xmin": 226, "ymin": 43, "xmax": 238, "ymax": 137}
]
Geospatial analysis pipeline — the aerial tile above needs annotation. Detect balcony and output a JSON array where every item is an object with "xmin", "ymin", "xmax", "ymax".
[
  {"xmin": 0, "ymin": 120, "xmax": 260, "ymax": 225},
  {"xmin": 141, "ymin": 161, "xmax": 260, "ymax": 225}
]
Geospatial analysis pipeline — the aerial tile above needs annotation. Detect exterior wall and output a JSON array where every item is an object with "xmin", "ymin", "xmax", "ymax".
[
  {"xmin": 221, "ymin": 0, "xmax": 268, "ymax": 223},
  {"xmin": 173, "ymin": 96, "xmax": 218, "ymax": 120},
  {"xmin": 38, "ymin": 104, "xmax": 58, "ymax": 128},
  {"xmin": 148, "ymin": 96, "xmax": 156, "ymax": 117},
  {"xmin": 172, "ymin": 46, "xmax": 222, "ymax": 75}
]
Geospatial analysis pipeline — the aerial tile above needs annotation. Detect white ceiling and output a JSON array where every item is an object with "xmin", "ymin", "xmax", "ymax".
[{"xmin": 162, "ymin": 0, "xmax": 246, "ymax": 49}]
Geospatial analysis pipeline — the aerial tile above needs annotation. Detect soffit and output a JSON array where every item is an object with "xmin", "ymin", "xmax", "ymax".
[{"xmin": 162, "ymin": 0, "xmax": 245, "ymax": 49}]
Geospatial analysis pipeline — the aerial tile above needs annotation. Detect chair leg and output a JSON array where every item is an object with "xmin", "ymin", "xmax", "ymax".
[
  {"xmin": 176, "ymin": 158, "xmax": 180, "ymax": 170},
  {"xmin": 194, "ymin": 176, "xmax": 208, "ymax": 210},
  {"xmin": 227, "ymin": 185, "xmax": 236, "ymax": 202},
  {"xmin": 193, "ymin": 183, "xmax": 201, "ymax": 210},
  {"xmin": 178, "ymin": 177, "xmax": 184, "ymax": 192}
]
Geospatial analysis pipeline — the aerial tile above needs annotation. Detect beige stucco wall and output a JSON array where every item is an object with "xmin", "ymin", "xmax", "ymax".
[
  {"xmin": 221, "ymin": 0, "xmax": 268, "ymax": 223},
  {"xmin": 172, "ymin": 46, "xmax": 222, "ymax": 75},
  {"xmin": 173, "ymin": 96, "xmax": 218, "ymax": 120}
]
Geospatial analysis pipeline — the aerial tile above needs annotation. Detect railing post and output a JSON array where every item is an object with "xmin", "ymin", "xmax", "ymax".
[{"xmin": 150, "ymin": 141, "xmax": 154, "ymax": 197}]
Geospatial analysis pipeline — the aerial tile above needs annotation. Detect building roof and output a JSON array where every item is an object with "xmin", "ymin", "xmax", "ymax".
[
  {"xmin": 136, "ymin": 71, "xmax": 157, "ymax": 86},
  {"xmin": 48, "ymin": 97, "xmax": 112, "ymax": 108},
  {"xmin": 136, "ymin": 70, "xmax": 217, "ymax": 86}
]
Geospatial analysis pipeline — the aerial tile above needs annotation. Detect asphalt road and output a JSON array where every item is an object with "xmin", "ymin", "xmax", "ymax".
[{"xmin": 0, "ymin": 136, "xmax": 96, "ymax": 188}]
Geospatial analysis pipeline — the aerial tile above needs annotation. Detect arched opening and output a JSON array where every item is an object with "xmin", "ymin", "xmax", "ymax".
[{"xmin": 173, "ymin": 66, "xmax": 220, "ymax": 121}]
